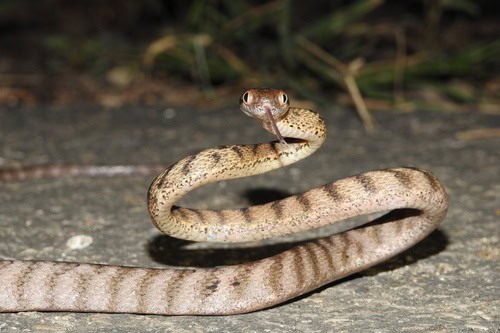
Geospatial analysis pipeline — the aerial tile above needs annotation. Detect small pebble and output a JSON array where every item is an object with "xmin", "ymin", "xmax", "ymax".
[{"xmin": 66, "ymin": 235, "xmax": 93, "ymax": 250}]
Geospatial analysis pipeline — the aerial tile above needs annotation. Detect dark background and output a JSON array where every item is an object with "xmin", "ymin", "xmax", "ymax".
[{"xmin": 0, "ymin": 0, "xmax": 498, "ymax": 128}]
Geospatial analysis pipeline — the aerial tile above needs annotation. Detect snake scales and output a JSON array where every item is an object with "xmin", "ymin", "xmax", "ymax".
[{"xmin": 0, "ymin": 89, "xmax": 448, "ymax": 315}]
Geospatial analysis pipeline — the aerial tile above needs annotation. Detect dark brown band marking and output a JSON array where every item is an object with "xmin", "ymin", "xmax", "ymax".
[
  {"xmin": 350, "ymin": 235, "xmax": 363, "ymax": 258},
  {"xmin": 16, "ymin": 262, "xmax": 41, "ymax": 307},
  {"xmin": 230, "ymin": 146, "xmax": 244, "ymax": 159},
  {"xmin": 289, "ymin": 248, "xmax": 305, "ymax": 289},
  {"xmin": 339, "ymin": 233, "xmax": 351, "ymax": 267},
  {"xmin": 365, "ymin": 225, "xmax": 383, "ymax": 246},
  {"xmin": 200, "ymin": 270, "xmax": 221, "ymax": 298},
  {"xmin": 270, "ymin": 142, "xmax": 280, "ymax": 156},
  {"xmin": 173, "ymin": 207, "xmax": 188, "ymax": 221},
  {"xmin": 190, "ymin": 209, "xmax": 207, "ymax": 224},
  {"xmin": 231, "ymin": 263, "xmax": 256, "ymax": 299},
  {"xmin": 403, "ymin": 167, "xmax": 442, "ymax": 192},
  {"xmin": 136, "ymin": 269, "xmax": 161, "ymax": 313},
  {"xmin": 214, "ymin": 210, "xmax": 226, "ymax": 224},
  {"xmin": 302, "ymin": 244, "xmax": 321, "ymax": 281},
  {"xmin": 296, "ymin": 193, "xmax": 311, "ymax": 211},
  {"xmin": 267, "ymin": 258, "xmax": 284, "ymax": 295},
  {"xmin": 250, "ymin": 144, "xmax": 260, "ymax": 156},
  {"xmin": 270, "ymin": 201, "xmax": 284, "ymax": 219},
  {"xmin": 74, "ymin": 265, "xmax": 99, "ymax": 310},
  {"xmin": 239, "ymin": 207, "xmax": 252, "ymax": 223},
  {"xmin": 323, "ymin": 182, "xmax": 342, "ymax": 201},
  {"xmin": 181, "ymin": 155, "xmax": 197, "ymax": 176},
  {"xmin": 211, "ymin": 152, "xmax": 221, "ymax": 165},
  {"xmin": 315, "ymin": 240, "xmax": 336, "ymax": 273},
  {"xmin": 164, "ymin": 270, "xmax": 195, "ymax": 311},
  {"xmin": 421, "ymin": 171, "xmax": 442, "ymax": 192},
  {"xmin": 205, "ymin": 278, "xmax": 220, "ymax": 292},
  {"xmin": 382, "ymin": 169, "xmax": 413, "ymax": 189},
  {"xmin": 355, "ymin": 174, "xmax": 377, "ymax": 193},
  {"xmin": 46, "ymin": 263, "xmax": 80, "ymax": 309},
  {"xmin": 107, "ymin": 267, "xmax": 134, "ymax": 312}
]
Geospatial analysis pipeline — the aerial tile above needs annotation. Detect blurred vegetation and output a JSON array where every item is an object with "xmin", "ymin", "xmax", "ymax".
[{"xmin": 0, "ymin": 0, "xmax": 498, "ymax": 127}]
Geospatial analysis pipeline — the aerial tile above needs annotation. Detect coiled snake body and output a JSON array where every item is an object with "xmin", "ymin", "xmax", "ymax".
[{"xmin": 0, "ymin": 89, "xmax": 448, "ymax": 315}]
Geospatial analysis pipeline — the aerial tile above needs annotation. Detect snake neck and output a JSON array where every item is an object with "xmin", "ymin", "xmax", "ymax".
[{"xmin": 147, "ymin": 108, "xmax": 326, "ymax": 242}]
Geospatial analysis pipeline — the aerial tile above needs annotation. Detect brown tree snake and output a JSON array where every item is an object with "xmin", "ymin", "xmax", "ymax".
[{"xmin": 0, "ymin": 88, "xmax": 448, "ymax": 315}]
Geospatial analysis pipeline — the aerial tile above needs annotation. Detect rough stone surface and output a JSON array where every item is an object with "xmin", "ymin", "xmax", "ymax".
[{"xmin": 0, "ymin": 104, "xmax": 498, "ymax": 332}]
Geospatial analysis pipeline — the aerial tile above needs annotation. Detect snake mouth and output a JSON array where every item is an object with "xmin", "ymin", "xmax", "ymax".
[{"xmin": 264, "ymin": 106, "xmax": 287, "ymax": 145}]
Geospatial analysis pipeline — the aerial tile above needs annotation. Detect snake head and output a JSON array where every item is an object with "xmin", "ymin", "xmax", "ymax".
[
  {"xmin": 239, "ymin": 88, "xmax": 289, "ymax": 120},
  {"xmin": 239, "ymin": 88, "xmax": 290, "ymax": 144}
]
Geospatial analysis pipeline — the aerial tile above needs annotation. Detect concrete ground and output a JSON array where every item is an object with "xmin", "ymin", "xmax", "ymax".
[{"xmin": 0, "ymin": 103, "xmax": 498, "ymax": 333}]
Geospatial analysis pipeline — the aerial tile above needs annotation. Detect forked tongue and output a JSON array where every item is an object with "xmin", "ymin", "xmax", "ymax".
[{"xmin": 265, "ymin": 107, "xmax": 288, "ymax": 146}]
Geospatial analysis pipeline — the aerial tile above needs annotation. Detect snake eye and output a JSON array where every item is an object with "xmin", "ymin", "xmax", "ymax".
[
  {"xmin": 280, "ymin": 92, "xmax": 288, "ymax": 105},
  {"xmin": 242, "ymin": 91, "xmax": 252, "ymax": 104}
]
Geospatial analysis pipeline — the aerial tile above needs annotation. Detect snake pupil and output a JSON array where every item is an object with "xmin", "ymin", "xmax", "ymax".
[
  {"xmin": 243, "ymin": 92, "xmax": 250, "ymax": 104},
  {"xmin": 281, "ymin": 93, "xmax": 288, "ymax": 104}
]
